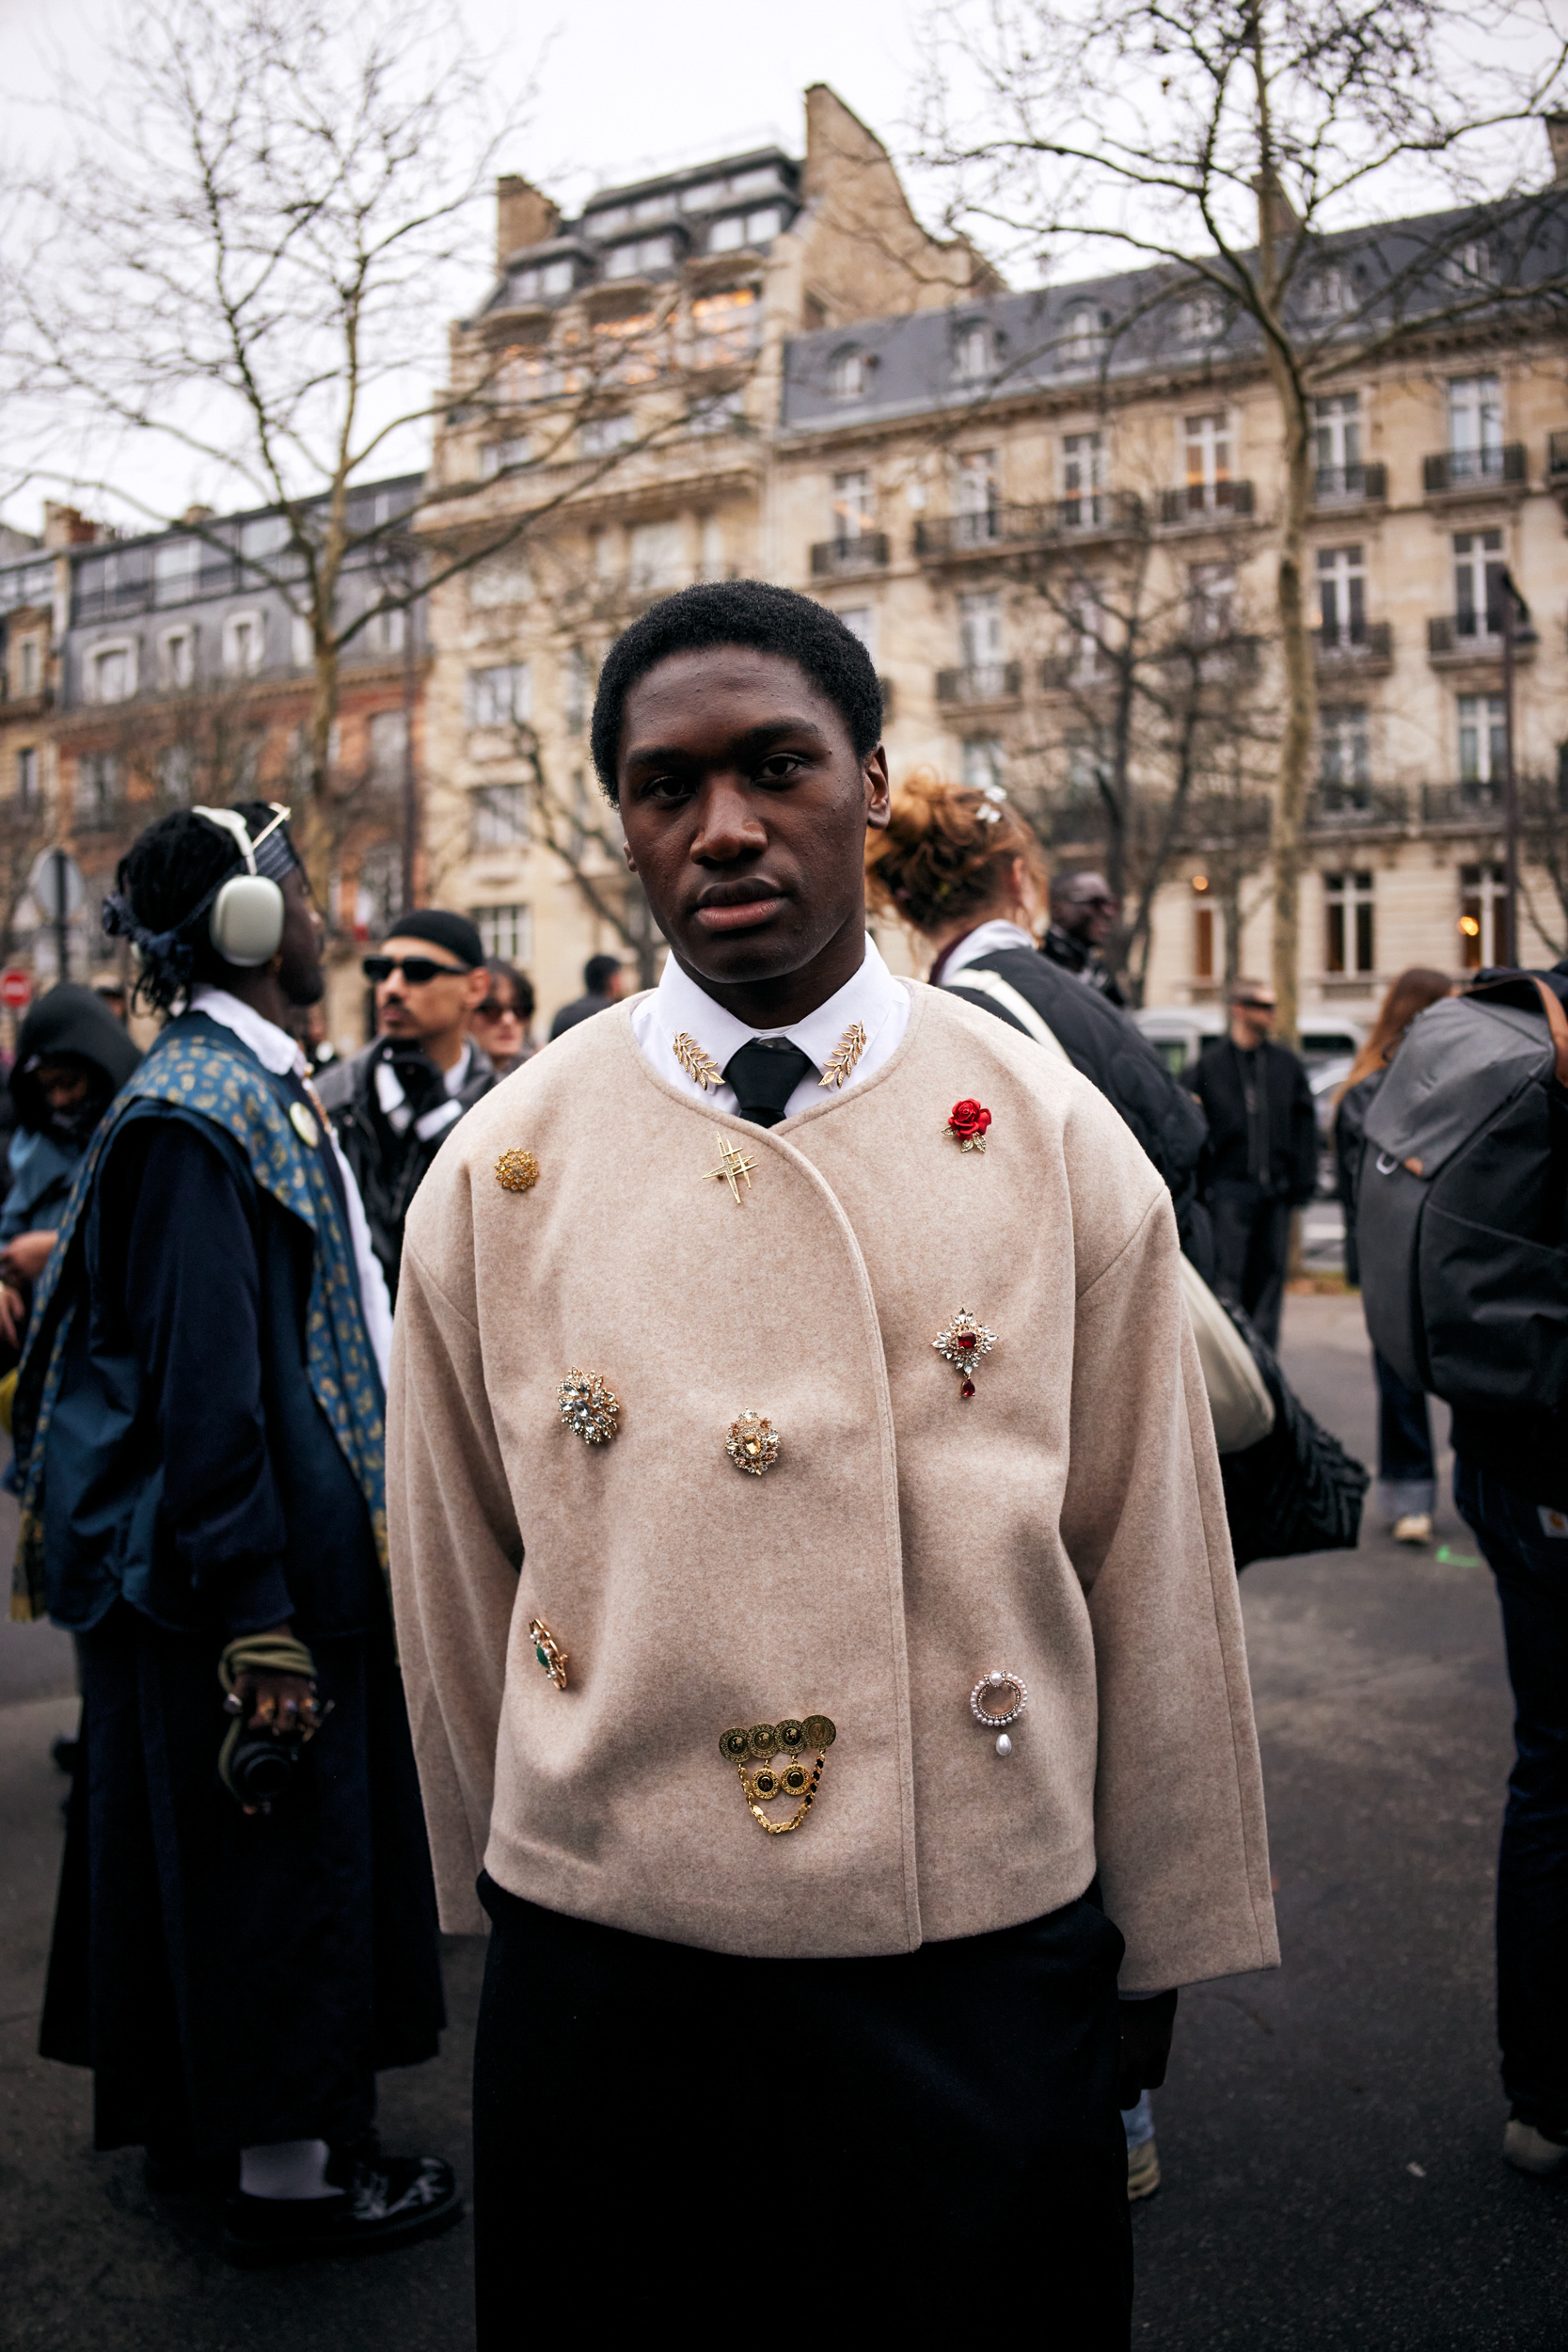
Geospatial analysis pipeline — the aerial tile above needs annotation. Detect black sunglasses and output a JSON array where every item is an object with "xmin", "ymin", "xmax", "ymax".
[{"xmin": 362, "ymin": 954, "xmax": 472, "ymax": 985}]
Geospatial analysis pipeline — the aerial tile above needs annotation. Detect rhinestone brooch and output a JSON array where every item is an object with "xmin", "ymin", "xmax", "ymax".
[
  {"xmin": 933, "ymin": 1308, "xmax": 997, "ymax": 1400},
  {"xmin": 971, "ymin": 1668, "xmax": 1028, "ymax": 1757},
  {"xmin": 496, "ymin": 1148, "xmax": 540, "ymax": 1193},
  {"xmin": 557, "ymin": 1369, "xmax": 620, "ymax": 1445},
  {"xmin": 725, "ymin": 1410, "xmax": 781, "ymax": 1476},
  {"xmin": 529, "ymin": 1616, "xmax": 568, "ymax": 1690}
]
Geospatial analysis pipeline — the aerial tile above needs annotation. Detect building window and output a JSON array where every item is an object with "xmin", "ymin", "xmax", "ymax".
[
  {"xmin": 469, "ymin": 550, "xmax": 534, "ymax": 609},
  {"xmin": 467, "ymin": 662, "xmax": 531, "ymax": 728},
  {"xmin": 1192, "ymin": 880, "xmax": 1215, "ymax": 978},
  {"xmin": 481, "ymin": 437, "xmax": 532, "ymax": 479},
  {"xmin": 832, "ymin": 470, "xmax": 873, "ymax": 544},
  {"xmin": 153, "ymin": 536, "xmax": 202, "ymax": 607},
  {"xmin": 628, "ymin": 518, "xmax": 685, "ymax": 590},
  {"xmin": 828, "ymin": 346, "xmax": 867, "ymax": 402},
  {"xmin": 961, "ymin": 736, "xmax": 1005, "ymax": 790},
  {"xmin": 1062, "ymin": 432, "xmax": 1106, "ymax": 526},
  {"xmin": 1183, "ymin": 412, "xmax": 1231, "ymax": 510},
  {"xmin": 563, "ymin": 644, "xmax": 593, "ymax": 731},
  {"xmin": 1065, "ymin": 581, "xmax": 1104, "ymax": 681},
  {"xmin": 1065, "ymin": 734, "xmax": 1108, "ymax": 798},
  {"xmin": 952, "ymin": 452, "xmax": 997, "ymax": 544},
  {"xmin": 1447, "ymin": 374, "xmax": 1502, "ymax": 476},
  {"xmin": 1457, "ymin": 691, "xmax": 1507, "ymax": 785},
  {"xmin": 689, "ymin": 288, "xmax": 759, "ymax": 367},
  {"xmin": 604, "ymin": 234, "xmax": 675, "ymax": 278},
  {"xmin": 1180, "ymin": 290, "xmax": 1224, "ymax": 343},
  {"xmin": 1061, "ymin": 305, "xmax": 1110, "ymax": 367},
  {"xmin": 1459, "ymin": 862, "xmax": 1508, "ymax": 968},
  {"xmin": 1323, "ymin": 869, "xmax": 1375, "ymax": 976},
  {"xmin": 1446, "ymin": 239, "xmax": 1497, "ymax": 288},
  {"xmin": 357, "ymin": 841, "xmax": 404, "ymax": 934},
  {"xmin": 1316, "ymin": 545, "xmax": 1366, "ymax": 647},
  {"xmin": 470, "ymin": 902, "xmax": 532, "ymax": 963},
  {"xmin": 708, "ymin": 207, "xmax": 783, "ymax": 252},
  {"xmin": 369, "ymin": 709, "xmax": 408, "ymax": 787},
  {"xmin": 364, "ymin": 603, "xmax": 407, "ymax": 656},
  {"xmin": 1303, "ymin": 266, "xmax": 1345, "ymax": 318},
  {"xmin": 158, "ymin": 743, "xmax": 197, "ymax": 803},
  {"xmin": 89, "ymin": 640, "xmax": 135, "ymax": 703},
  {"xmin": 1188, "ymin": 562, "xmax": 1235, "ymax": 640},
  {"xmin": 952, "ymin": 320, "xmax": 994, "ymax": 382},
  {"xmin": 835, "ymin": 606, "xmax": 875, "ymax": 655},
  {"xmin": 75, "ymin": 752, "xmax": 119, "ymax": 829},
  {"xmin": 158, "ymin": 627, "xmax": 195, "ymax": 689},
  {"xmin": 471, "ymin": 784, "xmax": 530, "ymax": 850},
  {"xmin": 699, "ymin": 514, "xmax": 724, "ymax": 580},
  {"xmin": 1453, "ymin": 530, "xmax": 1504, "ymax": 639},
  {"xmin": 222, "ymin": 610, "xmax": 266, "ymax": 676},
  {"xmin": 16, "ymin": 746, "xmax": 38, "ymax": 804},
  {"xmin": 292, "ymin": 612, "xmax": 313, "ymax": 666},
  {"xmin": 580, "ymin": 412, "xmax": 635, "ymax": 458},
  {"xmin": 1312, "ymin": 391, "xmax": 1362, "ymax": 484},
  {"xmin": 506, "ymin": 258, "xmax": 574, "ymax": 302},
  {"xmin": 958, "ymin": 589, "xmax": 1005, "ymax": 687},
  {"xmin": 1320, "ymin": 704, "xmax": 1371, "ymax": 788}
]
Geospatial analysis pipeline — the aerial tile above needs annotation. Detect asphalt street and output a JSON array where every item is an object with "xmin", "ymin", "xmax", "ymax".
[{"xmin": 1, "ymin": 1290, "xmax": 1561, "ymax": 2349}]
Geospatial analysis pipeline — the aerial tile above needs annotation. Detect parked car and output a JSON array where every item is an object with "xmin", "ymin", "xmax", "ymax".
[{"xmin": 1132, "ymin": 1005, "xmax": 1366, "ymax": 1082}]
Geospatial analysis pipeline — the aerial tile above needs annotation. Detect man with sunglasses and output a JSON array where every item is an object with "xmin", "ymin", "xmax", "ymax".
[
  {"xmin": 1192, "ymin": 977, "xmax": 1319, "ymax": 1352},
  {"xmin": 1041, "ymin": 869, "xmax": 1127, "ymax": 1008},
  {"xmin": 317, "ymin": 911, "xmax": 497, "ymax": 1302}
]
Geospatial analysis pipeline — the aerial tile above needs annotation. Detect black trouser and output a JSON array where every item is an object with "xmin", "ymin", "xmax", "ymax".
[
  {"xmin": 1373, "ymin": 1348, "xmax": 1435, "ymax": 1521},
  {"xmin": 1455, "ymin": 1461, "xmax": 1568, "ymax": 2132},
  {"xmin": 473, "ymin": 1877, "xmax": 1132, "ymax": 2344},
  {"xmin": 1208, "ymin": 1181, "xmax": 1292, "ymax": 1352}
]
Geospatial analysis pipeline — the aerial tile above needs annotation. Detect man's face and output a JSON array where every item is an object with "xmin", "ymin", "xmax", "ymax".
[
  {"xmin": 615, "ymin": 646, "xmax": 890, "ymax": 991},
  {"xmin": 1053, "ymin": 873, "xmax": 1119, "ymax": 949},
  {"xmin": 1230, "ymin": 989, "xmax": 1276, "ymax": 1048},
  {"xmin": 276, "ymin": 868, "xmax": 325, "ymax": 1008},
  {"xmin": 374, "ymin": 937, "xmax": 486, "ymax": 1043},
  {"xmin": 35, "ymin": 1059, "xmax": 92, "ymax": 1113}
]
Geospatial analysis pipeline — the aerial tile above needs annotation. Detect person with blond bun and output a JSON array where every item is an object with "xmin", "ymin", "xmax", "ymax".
[
  {"xmin": 866, "ymin": 772, "xmax": 1212, "ymax": 1279},
  {"xmin": 1335, "ymin": 967, "xmax": 1454, "ymax": 1543}
]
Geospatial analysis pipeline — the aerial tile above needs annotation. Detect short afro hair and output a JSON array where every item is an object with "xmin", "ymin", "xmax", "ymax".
[{"xmin": 589, "ymin": 580, "xmax": 883, "ymax": 803}]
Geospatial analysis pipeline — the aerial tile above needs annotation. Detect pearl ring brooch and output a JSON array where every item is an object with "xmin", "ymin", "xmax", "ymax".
[{"xmin": 971, "ymin": 1668, "xmax": 1028, "ymax": 1757}]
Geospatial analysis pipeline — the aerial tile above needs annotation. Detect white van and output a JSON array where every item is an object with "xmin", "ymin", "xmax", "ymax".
[{"xmin": 1132, "ymin": 1004, "xmax": 1365, "ymax": 1081}]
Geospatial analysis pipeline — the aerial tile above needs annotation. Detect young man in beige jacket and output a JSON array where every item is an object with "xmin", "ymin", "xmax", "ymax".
[{"xmin": 388, "ymin": 581, "xmax": 1277, "ymax": 2344}]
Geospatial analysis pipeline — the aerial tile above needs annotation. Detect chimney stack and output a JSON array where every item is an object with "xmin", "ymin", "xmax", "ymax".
[
  {"xmin": 496, "ymin": 175, "xmax": 562, "ymax": 269},
  {"xmin": 42, "ymin": 501, "xmax": 98, "ymax": 548},
  {"xmin": 1546, "ymin": 114, "xmax": 1568, "ymax": 184}
]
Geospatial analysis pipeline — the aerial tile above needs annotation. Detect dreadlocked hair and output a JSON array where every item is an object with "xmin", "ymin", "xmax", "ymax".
[
  {"xmin": 864, "ymin": 771, "xmax": 1050, "ymax": 938},
  {"xmin": 113, "ymin": 802, "xmax": 278, "ymax": 1016}
]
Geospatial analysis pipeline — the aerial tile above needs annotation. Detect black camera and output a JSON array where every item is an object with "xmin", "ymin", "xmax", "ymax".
[{"xmin": 227, "ymin": 1732, "xmax": 305, "ymax": 1813}]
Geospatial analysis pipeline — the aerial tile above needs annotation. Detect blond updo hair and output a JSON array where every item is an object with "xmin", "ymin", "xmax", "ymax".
[{"xmin": 865, "ymin": 771, "xmax": 1050, "ymax": 938}]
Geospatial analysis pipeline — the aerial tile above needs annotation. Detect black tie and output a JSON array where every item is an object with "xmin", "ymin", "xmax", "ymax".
[{"xmin": 724, "ymin": 1038, "xmax": 817, "ymax": 1128}]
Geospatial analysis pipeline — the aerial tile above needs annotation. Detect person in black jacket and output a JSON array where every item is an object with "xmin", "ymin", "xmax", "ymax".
[
  {"xmin": 548, "ymin": 951, "xmax": 625, "ymax": 1040},
  {"xmin": 1192, "ymin": 979, "xmax": 1318, "ymax": 1350},
  {"xmin": 1039, "ymin": 870, "xmax": 1127, "ymax": 1007},
  {"xmin": 866, "ymin": 779, "xmax": 1212, "ymax": 1281}
]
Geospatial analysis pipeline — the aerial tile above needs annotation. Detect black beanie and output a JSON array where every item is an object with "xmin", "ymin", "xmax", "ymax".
[{"xmin": 382, "ymin": 908, "xmax": 485, "ymax": 969}]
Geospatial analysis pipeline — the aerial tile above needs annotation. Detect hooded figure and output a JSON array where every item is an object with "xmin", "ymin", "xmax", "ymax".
[{"xmin": 2, "ymin": 984, "xmax": 141, "ymax": 1244}]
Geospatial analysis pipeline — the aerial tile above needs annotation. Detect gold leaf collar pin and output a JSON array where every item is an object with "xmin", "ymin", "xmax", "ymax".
[
  {"xmin": 818, "ymin": 1023, "xmax": 866, "ymax": 1089},
  {"xmin": 673, "ymin": 1032, "xmax": 722, "ymax": 1091}
]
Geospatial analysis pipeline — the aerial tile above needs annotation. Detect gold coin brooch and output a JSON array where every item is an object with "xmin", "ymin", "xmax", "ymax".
[
  {"xmin": 496, "ymin": 1147, "xmax": 540, "ymax": 1193},
  {"xmin": 725, "ymin": 1410, "xmax": 781, "ymax": 1476},
  {"xmin": 933, "ymin": 1308, "xmax": 997, "ymax": 1401},
  {"xmin": 529, "ymin": 1616, "xmax": 568, "ymax": 1690},
  {"xmin": 557, "ymin": 1369, "xmax": 620, "ymax": 1445},
  {"xmin": 717, "ymin": 1715, "xmax": 837, "ymax": 1834}
]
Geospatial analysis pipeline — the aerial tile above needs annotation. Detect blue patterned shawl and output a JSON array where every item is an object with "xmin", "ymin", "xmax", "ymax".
[{"xmin": 9, "ymin": 1018, "xmax": 386, "ymax": 1621}]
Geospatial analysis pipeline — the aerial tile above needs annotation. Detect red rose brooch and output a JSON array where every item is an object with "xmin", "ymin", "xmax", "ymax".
[{"xmin": 946, "ymin": 1098, "xmax": 992, "ymax": 1153}]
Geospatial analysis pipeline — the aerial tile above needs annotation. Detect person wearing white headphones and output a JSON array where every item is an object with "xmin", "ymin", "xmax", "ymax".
[{"xmin": 10, "ymin": 802, "xmax": 458, "ymax": 2265}]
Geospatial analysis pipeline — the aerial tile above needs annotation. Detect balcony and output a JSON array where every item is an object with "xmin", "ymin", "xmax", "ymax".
[
  {"xmin": 1550, "ymin": 430, "xmax": 1568, "ymax": 481},
  {"xmin": 1307, "ymin": 783, "xmax": 1409, "ymax": 831},
  {"xmin": 1159, "ymin": 481, "xmax": 1256, "ymax": 526},
  {"xmin": 935, "ymin": 660, "xmax": 1022, "ymax": 706},
  {"xmin": 1422, "ymin": 444, "xmax": 1527, "ymax": 500},
  {"xmin": 1315, "ymin": 620, "xmax": 1393, "ymax": 675},
  {"xmin": 913, "ymin": 493, "xmax": 1143, "ymax": 560},
  {"xmin": 809, "ymin": 533, "xmax": 889, "ymax": 578},
  {"xmin": 1420, "ymin": 780, "xmax": 1507, "ymax": 825},
  {"xmin": 1427, "ymin": 613, "xmax": 1534, "ymax": 667},
  {"xmin": 1312, "ymin": 462, "xmax": 1387, "ymax": 507}
]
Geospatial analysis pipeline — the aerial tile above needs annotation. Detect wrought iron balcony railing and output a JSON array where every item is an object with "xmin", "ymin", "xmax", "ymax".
[
  {"xmin": 1422, "ymin": 444, "xmax": 1526, "ymax": 494},
  {"xmin": 1312, "ymin": 463, "xmax": 1387, "ymax": 504},
  {"xmin": 1307, "ymin": 783, "xmax": 1408, "ymax": 829},
  {"xmin": 809, "ymin": 533, "xmax": 889, "ymax": 577},
  {"xmin": 1315, "ymin": 620, "xmax": 1393, "ymax": 666},
  {"xmin": 934, "ymin": 660, "xmax": 1022, "ymax": 704},
  {"xmin": 1158, "ymin": 480, "xmax": 1256, "ymax": 524}
]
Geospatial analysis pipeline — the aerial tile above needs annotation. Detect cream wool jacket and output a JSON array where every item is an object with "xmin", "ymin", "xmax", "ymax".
[{"xmin": 388, "ymin": 981, "xmax": 1279, "ymax": 1990}]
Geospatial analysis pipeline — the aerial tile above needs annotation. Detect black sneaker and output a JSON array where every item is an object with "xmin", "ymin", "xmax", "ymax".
[{"xmin": 221, "ymin": 2155, "xmax": 462, "ymax": 2265}]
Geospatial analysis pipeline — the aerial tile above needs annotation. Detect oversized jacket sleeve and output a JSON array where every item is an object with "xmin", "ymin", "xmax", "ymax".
[
  {"xmin": 1058, "ymin": 1163, "xmax": 1278, "ymax": 1990},
  {"xmin": 387, "ymin": 1201, "xmax": 522, "ymax": 1934}
]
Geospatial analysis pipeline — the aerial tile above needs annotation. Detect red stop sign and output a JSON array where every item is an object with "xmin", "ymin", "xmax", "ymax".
[{"xmin": 0, "ymin": 969, "xmax": 33, "ymax": 1010}]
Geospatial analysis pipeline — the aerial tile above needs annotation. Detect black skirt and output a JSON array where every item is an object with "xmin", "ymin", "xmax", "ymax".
[
  {"xmin": 473, "ymin": 1876, "xmax": 1132, "ymax": 2345},
  {"xmin": 41, "ymin": 1599, "xmax": 446, "ymax": 2159}
]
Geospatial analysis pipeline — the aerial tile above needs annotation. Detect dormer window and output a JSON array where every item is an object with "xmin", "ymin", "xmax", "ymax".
[
  {"xmin": 508, "ymin": 257, "xmax": 575, "ymax": 303},
  {"xmin": 952, "ymin": 321, "xmax": 994, "ymax": 383},
  {"xmin": 829, "ymin": 345, "xmax": 870, "ymax": 402},
  {"xmin": 708, "ymin": 207, "xmax": 784, "ymax": 254},
  {"xmin": 1303, "ymin": 267, "xmax": 1345, "ymax": 318},
  {"xmin": 1180, "ymin": 290, "xmax": 1224, "ymax": 343},
  {"xmin": 604, "ymin": 234, "xmax": 676, "ymax": 279},
  {"xmin": 1061, "ymin": 305, "xmax": 1111, "ymax": 368}
]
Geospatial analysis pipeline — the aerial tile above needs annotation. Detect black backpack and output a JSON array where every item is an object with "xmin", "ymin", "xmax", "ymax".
[{"xmin": 1356, "ymin": 975, "xmax": 1568, "ymax": 1411}]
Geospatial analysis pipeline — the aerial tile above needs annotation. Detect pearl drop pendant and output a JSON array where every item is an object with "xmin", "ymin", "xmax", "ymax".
[{"xmin": 995, "ymin": 1733, "xmax": 1012, "ymax": 1757}]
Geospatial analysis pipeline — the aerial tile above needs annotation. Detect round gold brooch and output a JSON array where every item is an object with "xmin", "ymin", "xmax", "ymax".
[
  {"xmin": 726, "ymin": 1411, "xmax": 781, "ymax": 1477},
  {"xmin": 557, "ymin": 1369, "xmax": 620, "ymax": 1446},
  {"xmin": 496, "ymin": 1148, "xmax": 540, "ymax": 1193}
]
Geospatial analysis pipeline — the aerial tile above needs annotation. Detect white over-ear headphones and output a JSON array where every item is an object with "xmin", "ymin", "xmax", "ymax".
[{"xmin": 193, "ymin": 803, "xmax": 291, "ymax": 967}]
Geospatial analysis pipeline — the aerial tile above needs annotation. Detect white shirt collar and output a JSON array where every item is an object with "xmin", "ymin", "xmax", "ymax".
[
  {"xmin": 632, "ymin": 934, "xmax": 910, "ymax": 1123},
  {"xmin": 941, "ymin": 919, "xmax": 1037, "ymax": 979},
  {"xmin": 190, "ymin": 984, "xmax": 304, "ymax": 1078}
]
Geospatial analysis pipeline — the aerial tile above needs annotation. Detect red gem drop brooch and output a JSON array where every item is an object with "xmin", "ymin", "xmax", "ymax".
[
  {"xmin": 933, "ymin": 1308, "xmax": 997, "ymax": 1400},
  {"xmin": 946, "ymin": 1099, "xmax": 991, "ymax": 1153}
]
